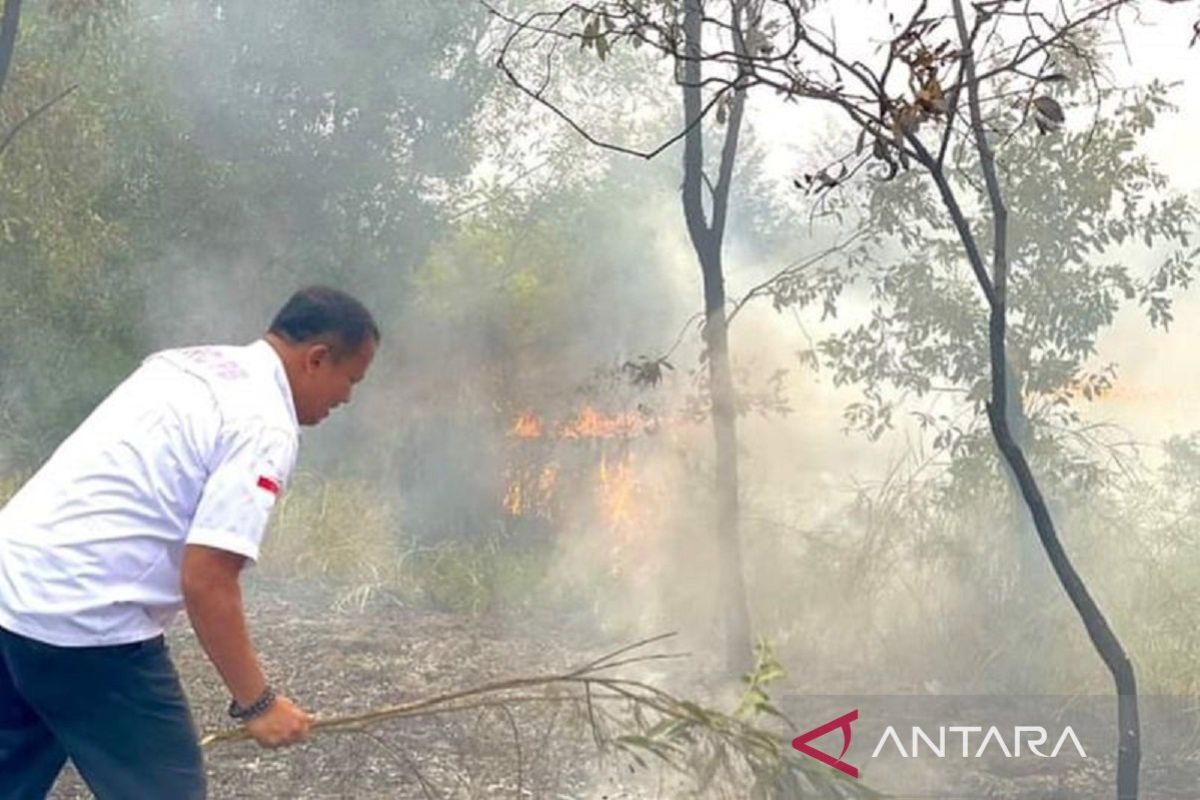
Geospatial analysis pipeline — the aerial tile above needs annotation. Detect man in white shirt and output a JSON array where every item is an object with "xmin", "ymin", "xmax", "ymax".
[{"xmin": 0, "ymin": 286, "xmax": 378, "ymax": 798}]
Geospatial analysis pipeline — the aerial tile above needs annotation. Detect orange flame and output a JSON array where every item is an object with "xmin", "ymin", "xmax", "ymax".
[
  {"xmin": 559, "ymin": 405, "xmax": 644, "ymax": 440},
  {"xmin": 504, "ymin": 406, "xmax": 651, "ymax": 532},
  {"xmin": 509, "ymin": 411, "xmax": 543, "ymax": 439},
  {"xmin": 598, "ymin": 452, "xmax": 639, "ymax": 532},
  {"xmin": 506, "ymin": 405, "xmax": 647, "ymax": 441}
]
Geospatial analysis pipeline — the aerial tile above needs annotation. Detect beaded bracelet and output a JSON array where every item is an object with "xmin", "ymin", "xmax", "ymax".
[{"xmin": 228, "ymin": 686, "xmax": 277, "ymax": 721}]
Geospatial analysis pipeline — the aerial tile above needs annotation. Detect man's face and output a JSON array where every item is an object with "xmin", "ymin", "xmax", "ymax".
[{"xmin": 295, "ymin": 337, "xmax": 376, "ymax": 426}]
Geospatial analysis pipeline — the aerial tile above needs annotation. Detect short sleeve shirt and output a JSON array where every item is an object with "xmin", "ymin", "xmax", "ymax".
[{"xmin": 0, "ymin": 340, "xmax": 300, "ymax": 646}]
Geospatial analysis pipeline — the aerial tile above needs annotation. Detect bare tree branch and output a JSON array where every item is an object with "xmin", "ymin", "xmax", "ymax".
[
  {"xmin": 0, "ymin": 83, "xmax": 79, "ymax": 159},
  {"xmin": 727, "ymin": 226, "xmax": 869, "ymax": 327}
]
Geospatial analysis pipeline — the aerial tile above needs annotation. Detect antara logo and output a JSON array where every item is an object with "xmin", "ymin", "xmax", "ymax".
[
  {"xmin": 791, "ymin": 709, "xmax": 1088, "ymax": 779},
  {"xmin": 792, "ymin": 710, "xmax": 859, "ymax": 778}
]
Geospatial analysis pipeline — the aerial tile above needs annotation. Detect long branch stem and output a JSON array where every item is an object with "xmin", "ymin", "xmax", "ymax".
[{"xmin": 0, "ymin": 83, "xmax": 78, "ymax": 158}]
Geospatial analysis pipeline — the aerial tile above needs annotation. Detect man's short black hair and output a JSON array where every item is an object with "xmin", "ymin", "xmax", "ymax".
[{"xmin": 268, "ymin": 286, "xmax": 380, "ymax": 356}]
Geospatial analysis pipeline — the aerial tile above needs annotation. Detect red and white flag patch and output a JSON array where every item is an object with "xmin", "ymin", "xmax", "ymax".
[{"xmin": 256, "ymin": 476, "xmax": 282, "ymax": 496}]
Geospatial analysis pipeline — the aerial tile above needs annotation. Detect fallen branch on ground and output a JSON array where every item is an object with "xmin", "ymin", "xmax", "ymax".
[
  {"xmin": 201, "ymin": 633, "xmax": 879, "ymax": 799},
  {"xmin": 201, "ymin": 633, "xmax": 687, "ymax": 747}
]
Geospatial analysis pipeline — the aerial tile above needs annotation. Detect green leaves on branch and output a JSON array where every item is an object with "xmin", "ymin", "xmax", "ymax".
[
  {"xmin": 781, "ymin": 79, "xmax": 1197, "ymax": 449},
  {"xmin": 735, "ymin": 639, "xmax": 788, "ymax": 722},
  {"xmin": 579, "ymin": 13, "xmax": 614, "ymax": 60},
  {"xmin": 608, "ymin": 637, "xmax": 880, "ymax": 799}
]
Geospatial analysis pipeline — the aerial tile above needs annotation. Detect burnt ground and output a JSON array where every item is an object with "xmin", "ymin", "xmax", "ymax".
[
  {"xmin": 48, "ymin": 577, "xmax": 645, "ymax": 800},
  {"xmin": 45, "ymin": 579, "xmax": 1200, "ymax": 799}
]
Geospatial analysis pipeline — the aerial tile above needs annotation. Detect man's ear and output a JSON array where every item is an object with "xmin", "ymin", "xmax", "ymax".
[{"xmin": 304, "ymin": 342, "xmax": 333, "ymax": 371}]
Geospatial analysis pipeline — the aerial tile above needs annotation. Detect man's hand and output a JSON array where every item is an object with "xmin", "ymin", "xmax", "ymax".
[{"xmin": 245, "ymin": 694, "xmax": 313, "ymax": 748}]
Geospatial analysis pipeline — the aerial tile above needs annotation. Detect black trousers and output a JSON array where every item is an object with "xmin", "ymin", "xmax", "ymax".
[{"xmin": 0, "ymin": 625, "xmax": 206, "ymax": 799}]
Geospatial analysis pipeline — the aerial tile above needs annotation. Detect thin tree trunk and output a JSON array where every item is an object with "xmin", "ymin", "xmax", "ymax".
[
  {"xmin": 984, "ymin": 397, "xmax": 1140, "ymax": 798},
  {"xmin": 0, "ymin": 0, "xmax": 21, "ymax": 104},
  {"xmin": 701, "ymin": 246, "xmax": 753, "ymax": 674},
  {"xmin": 680, "ymin": 0, "xmax": 752, "ymax": 672},
  {"xmin": 997, "ymin": 358, "xmax": 1056, "ymax": 603},
  {"xmin": 948, "ymin": 4, "xmax": 1141, "ymax": 796}
]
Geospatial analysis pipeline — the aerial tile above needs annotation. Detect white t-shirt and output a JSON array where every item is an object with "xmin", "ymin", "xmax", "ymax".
[{"xmin": 0, "ymin": 340, "xmax": 300, "ymax": 647}]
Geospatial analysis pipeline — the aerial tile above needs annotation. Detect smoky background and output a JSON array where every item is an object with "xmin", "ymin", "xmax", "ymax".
[{"xmin": 2, "ymin": 3, "xmax": 1200, "ymax": 774}]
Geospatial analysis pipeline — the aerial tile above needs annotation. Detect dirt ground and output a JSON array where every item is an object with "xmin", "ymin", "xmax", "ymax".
[
  {"xmin": 44, "ymin": 578, "xmax": 1200, "ymax": 799},
  {"xmin": 48, "ymin": 577, "xmax": 641, "ymax": 800}
]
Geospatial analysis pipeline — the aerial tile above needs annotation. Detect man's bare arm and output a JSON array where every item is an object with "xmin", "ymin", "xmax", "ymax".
[
  {"xmin": 182, "ymin": 544, "xmax": 268, "ymax": 705},
  {"xmin": 182, "ymin": 544, "xmax": 311, "ymax": 746}
]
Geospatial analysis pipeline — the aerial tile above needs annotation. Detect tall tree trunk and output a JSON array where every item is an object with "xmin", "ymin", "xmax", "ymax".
[
  {"xmin": 680, "ymin": 0, "xmax": 752, "ymax": 672},
  {"xmin": 997, "ymin": 358, "xmax": 1052, "ymax": 602},
  {"xmin": 999, "ymin": 359, "xmax": 1061, "ymax": 614},
  {"xmin": 700, "ymin": 244, "xmax": 753, "ymax": 674},
  {"xmin": 948, "ymin": 3, "xmax": 1140, "ymax": 795},
  {"xmin": 0, "ymin": 0, "xmax": 21, "ymax": 103}
]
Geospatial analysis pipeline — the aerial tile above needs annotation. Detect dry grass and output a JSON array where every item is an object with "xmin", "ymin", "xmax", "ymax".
[{"xmin": 201, "ymin": 634, "xmax": 881, "ymax": 800}]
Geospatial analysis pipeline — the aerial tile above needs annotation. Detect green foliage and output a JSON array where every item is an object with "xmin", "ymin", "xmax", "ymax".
[
  {"xmin": 146, "ymin": 0, "xmax": 493, "ymax": 282},
  {"xmin": 0, "ymin": 2, "xmax": 149, "ymax": 466},
  {"xmin": 735, "ymin": 639, "xmax": 788, "ymax": 722},
  {"xmin": 0, "ymin": 0, "xmax": 496, "ymax": 467},
  {"xmin": 807, "ymin": 80, "xmax": 1197, "ymax": 445},
  {"xmin": 414, "ymin": 217, "xmax": 574, "ymax": 354},
  {"xmin": 606, "ymin": 636, "xmax": 881, "ymax": 799}
]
